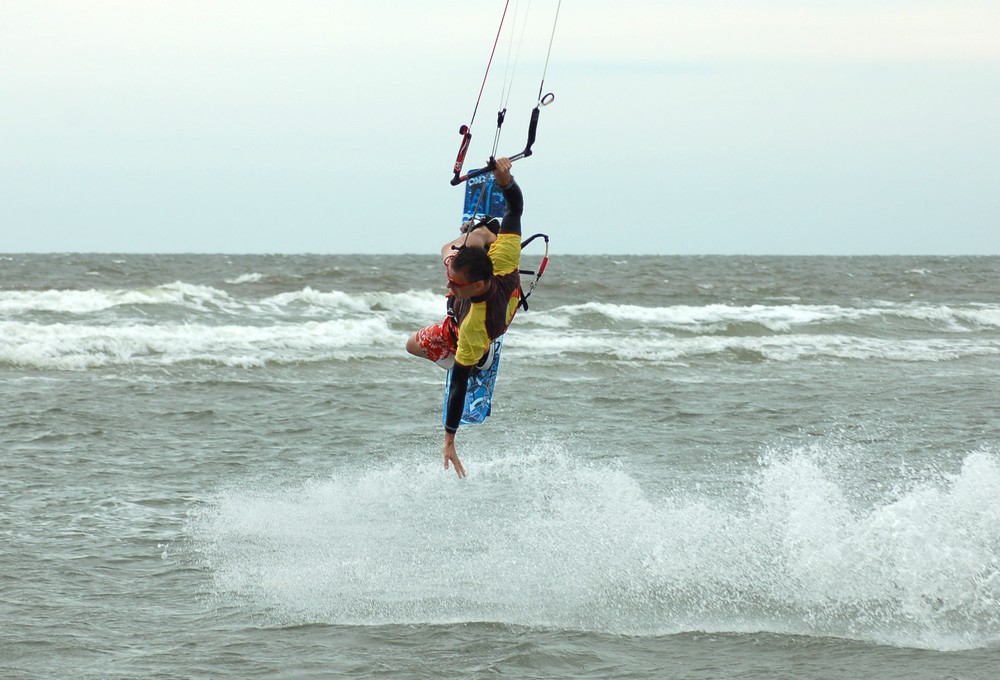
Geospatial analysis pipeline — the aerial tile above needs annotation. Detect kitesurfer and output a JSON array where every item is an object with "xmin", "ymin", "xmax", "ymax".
[{"xmin": 405, "ymin": 157, "xmax": 523, "ymax": 478}]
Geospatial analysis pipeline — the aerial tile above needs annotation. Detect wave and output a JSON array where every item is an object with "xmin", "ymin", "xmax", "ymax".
[
  {"xmin": 529, "ymin": 301, "xmax": 1000, "ymax": 334},
  {"xmin": 7, "ymin": 283, "xmax": 1000, "ymax": 330},
  {"xmin": 4, "ymin": 283, "xmax": 1000, "ymax": 369},
  {"xmin": 187, "ymin": 444, "xmax": 1000, "ymax": 651},
  {"xmin": 0, "ymin": 318, "xmax": 402, "ymax": 369},
  {"xmin": 517, "ymin": 330, "xmax": 1000, "ymax": 364},
  {"xmin": 226, "ymin": 273, "xmax": 265, "ymax": 284},
  {"xmin": 0, "ymin": 283, "xmax": 445, "ymax": 320},
  {"xmin": 5, "ymin": 320, "xmax": 997, "ymax": 370}
]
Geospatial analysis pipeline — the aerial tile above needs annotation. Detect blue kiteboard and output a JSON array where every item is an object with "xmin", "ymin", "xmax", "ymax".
[
  {"xmin": 443, "ymin": 335, "xmax": 505, "ymax": 426},
  {"xmin": 463, "ymin": 172, "xmax": 507, "ymax": 223}
]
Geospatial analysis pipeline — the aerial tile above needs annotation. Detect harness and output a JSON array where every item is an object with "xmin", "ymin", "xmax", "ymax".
[{"xmin": 517, "ymin": 232, "xmax": 550, "ymax": 311}]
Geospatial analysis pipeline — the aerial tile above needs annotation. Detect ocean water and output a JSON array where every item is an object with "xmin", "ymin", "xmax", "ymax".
[{"xmin": 1, "ymin": 253, "xmax": 999, "ymax": 679}]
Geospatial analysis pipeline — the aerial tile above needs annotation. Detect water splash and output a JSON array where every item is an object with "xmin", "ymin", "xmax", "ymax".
[{"xmin": 188, "ymin": 444, "xmax": 1000, "ymax": 650}]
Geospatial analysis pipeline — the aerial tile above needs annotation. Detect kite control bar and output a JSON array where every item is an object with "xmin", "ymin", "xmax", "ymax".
[{"xmin": 451, "ymin": 93, "xmax": 555, "ymax": 186}]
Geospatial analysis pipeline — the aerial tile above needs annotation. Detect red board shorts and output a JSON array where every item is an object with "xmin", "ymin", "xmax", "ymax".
[{"xmin": 415, "ymin": 318, "xmax": 457, "ymax": 364}]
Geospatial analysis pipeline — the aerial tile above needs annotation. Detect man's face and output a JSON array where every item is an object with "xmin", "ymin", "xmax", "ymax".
[{"xmin": 446, "ymin": 264, "xmax": 487, "ymax": 299}]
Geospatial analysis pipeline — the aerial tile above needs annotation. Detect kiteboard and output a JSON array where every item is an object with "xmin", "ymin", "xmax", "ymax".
[
  {"xmin": 463, "ymin": 172, "xmax": 507, "ymax": 223},
  {"xmin": 442, "ymin": 335, "xmax": 505, "ymax": 426}
]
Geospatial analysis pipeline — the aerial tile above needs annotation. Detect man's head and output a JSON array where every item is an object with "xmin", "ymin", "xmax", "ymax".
[{"xmin": 447, "ymin": 246, "xmax": 493, "ymax": 298}]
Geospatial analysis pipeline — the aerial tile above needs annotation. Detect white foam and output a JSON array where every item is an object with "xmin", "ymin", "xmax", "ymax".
[
  {"xmin": 226, "ymin": 273, "xmax": 264, "ymax": 284},
  {"xmin": 0, "ymin": 283, "xmax": 445, "ymax": 321},
  {"xmin": 525, "ymin": 301, "xmax": 1000, "ymax": 334},
  {"xmin": 0, "ymin": 282, "xmax": 240, "ymax": 315},
  {"xmin": 511, "ymin": 329, "xmax": 1000, "ymax": 364},
  {"xmin": 5, "ymin": 282, "xmax": 999, "ymax": 368},
  {"xmin": 0, "ymin": 318, "xmax": 401, "ymax": 369},
  {"xmin": 259, "ymin": 288, "xmax": 444, "ymax": 321},
  {"xmin": 552, "ymin": 302, "xmax": 856, "ymax": 332},
  {"xmin": 188, "ymin": 444, "xmax": 1000, "ymax": 650}
]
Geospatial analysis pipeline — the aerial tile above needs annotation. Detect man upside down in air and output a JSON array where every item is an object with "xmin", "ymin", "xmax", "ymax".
[{"xmin": 405, "ymin": 157, "xmax": 524, "ymax": 478}]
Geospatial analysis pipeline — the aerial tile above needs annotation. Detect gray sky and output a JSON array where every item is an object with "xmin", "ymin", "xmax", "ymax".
[{"xmin": 2, "ymin": 0, "xmax": 998, "ymax": 255}]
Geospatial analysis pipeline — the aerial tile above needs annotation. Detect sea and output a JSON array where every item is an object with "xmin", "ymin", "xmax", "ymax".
[{"xmin": 1, "ymin": 253, "xmax": 999, "ymax": 679}]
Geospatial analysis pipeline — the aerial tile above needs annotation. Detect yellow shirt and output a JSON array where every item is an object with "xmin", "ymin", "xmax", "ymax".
[{"xmin": 453, "ymin": 233, "xmax": 522, "ymax": 366}]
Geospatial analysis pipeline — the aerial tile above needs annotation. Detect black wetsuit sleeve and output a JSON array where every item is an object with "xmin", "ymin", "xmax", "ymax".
[
  {"xmin": 444, "ymin": 364, "xmax": 473, "ymax": 433},
  {"xmin": 499, "ymin": 178, "xmax": 524, "ymax": 237}
]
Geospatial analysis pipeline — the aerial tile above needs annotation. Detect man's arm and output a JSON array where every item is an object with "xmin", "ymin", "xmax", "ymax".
[
  {"xmin": 441, "ymin": 229, "xmax": 496, "ymax": 267},
  {"xmin": 442, "ymin": 362, "xmax": 472, "ymax": 478},
  {"xmin": 444, "ymin": 363, "xmax": 473, "ymax": 435},
  {"xmin": 493, "ymin": 157, "xmax": 523, "ymax": 237}
]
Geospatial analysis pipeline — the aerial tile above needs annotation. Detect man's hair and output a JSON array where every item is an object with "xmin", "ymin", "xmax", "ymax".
[{"xmin": 451, "ymin": 246, "xmax": 494, "ymax": 282}]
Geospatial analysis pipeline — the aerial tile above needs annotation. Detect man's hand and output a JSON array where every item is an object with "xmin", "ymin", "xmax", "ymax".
[
  {"xmin": 493, "ymin": 156, "xmax": 512, "ymax": 187},
  {"xmin": 443, "ymin": 432, "xmax": 466, "ymax": 479}
]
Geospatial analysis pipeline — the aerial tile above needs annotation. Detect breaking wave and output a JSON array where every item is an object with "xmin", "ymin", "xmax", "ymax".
[{"xmin": 4, "ymin": 283, "xmax": 999, "ymax": 369}]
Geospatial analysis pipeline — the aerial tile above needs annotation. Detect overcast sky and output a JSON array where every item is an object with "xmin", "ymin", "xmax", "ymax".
[{"xmin": 2, "ymin": 1, "xmax": 998, "ymax": 255}]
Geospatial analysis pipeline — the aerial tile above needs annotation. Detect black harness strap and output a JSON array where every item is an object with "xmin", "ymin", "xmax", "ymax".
[{"xmin": 517, "ymin": 232, "xmax": 549, "ymax": 311}]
